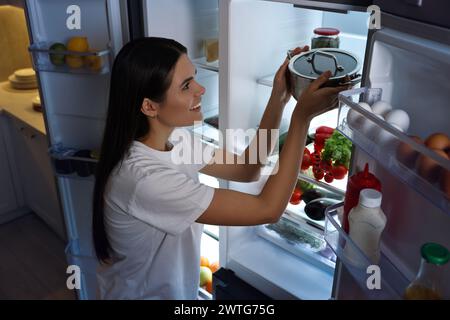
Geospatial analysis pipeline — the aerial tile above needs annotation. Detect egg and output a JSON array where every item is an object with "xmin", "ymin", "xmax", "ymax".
[
  {"xmin": 417, "ymin": 148, "xmax": 448, "ymax": 184},
  {"xmin": 347, "ymin": 102, "xmax": 372, "ymax": 129},
  {"xmin": 425, "ymin": 133, "xmax": 450, "ymax": 152},
  {"xmin": 376, "ymin": 123, "xmax": 403, "ymax": 145},
  {"xmin": 371, "ymin": 100, "xmax": 393, "ymax": 117},
  {"xmin": 385, "ymin": 109, "xmax": 410, "ymax": 132},
  {"xmin": 396, "ymin": 135, "xmax": 424, "ymax": 168}
]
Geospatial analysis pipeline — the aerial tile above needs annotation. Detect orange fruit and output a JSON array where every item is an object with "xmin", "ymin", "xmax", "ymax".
[
  {"xmin": 200, "ymin": 256, "xmax": 210, "ymax": 267},
  {"xmin": 84, "ymin": 52, "xmax": 103, "ymax": 71},
  {"xmin": 67, "ymin": 36, "xmax": 89, "ymax": 52},
  {"xmin": 65, "ymin": 55, "xmax": 84, "ymax": 68},
  {"xmin": 209, "ymin": 261, "xmax": 219, "ymax": 273}
]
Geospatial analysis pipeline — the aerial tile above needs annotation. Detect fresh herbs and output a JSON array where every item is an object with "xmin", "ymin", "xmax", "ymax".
[{"xmin": 321, "ymin": 130, "xmax": 352, "ymax": 168}]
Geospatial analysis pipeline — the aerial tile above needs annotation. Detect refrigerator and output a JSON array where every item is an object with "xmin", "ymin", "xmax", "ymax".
[
  {"xmin": 217, "ymin": 0, "xmax": 450, "ymax": 300},
  {"xmin": 24, "ymin": 0, "xmax": 450, "ymax": 300}
]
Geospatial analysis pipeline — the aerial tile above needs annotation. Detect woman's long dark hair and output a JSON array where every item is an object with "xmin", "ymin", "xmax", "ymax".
[{"xmin": 93, "ymin": 37, "xmax": 187, "ymax": 263}]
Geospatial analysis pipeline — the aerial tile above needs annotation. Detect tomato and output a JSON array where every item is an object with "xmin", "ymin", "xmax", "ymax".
[
  {"xmin": 315, "ymin": 126, "xmax": 335, "ymax": 135},
  {"xmin": 313, "ymin": 168, "xmax": 324, "ymax": 180},
  {"xmin": 320, "ymin": 160, "xmax": 332, "ymax": 172},
  {"xmin": 303, "ymin": 148, "xmax": 311, "ymax": 156},
  {"xmin": 324, "ymin": 172, "xmax": 334, "ymax": 183},
  {"xmin": 332, "ymin": 165, "xmax": 348, "ymax": 179},
  {"xmin": 289, "ymin": 188, "xmax": 302, "ymax": 205},
  {"xmin": 301, "ymin": 153, "xmax": 311, "ymax": 170}
]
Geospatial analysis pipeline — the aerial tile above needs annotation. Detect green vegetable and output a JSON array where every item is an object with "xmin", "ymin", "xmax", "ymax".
[
  {"xmin": 296, "ymin": 179, "xmax": 314, "ymax": 192},
  {"xmin": 321, "ymin": 130, "xmax": 352, "ymax": 168}
]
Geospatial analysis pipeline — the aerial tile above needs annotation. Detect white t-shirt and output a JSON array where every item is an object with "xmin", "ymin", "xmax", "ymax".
[{"xmin": 97, "ymin": 129, "xmax": 216, "ymax": 300}]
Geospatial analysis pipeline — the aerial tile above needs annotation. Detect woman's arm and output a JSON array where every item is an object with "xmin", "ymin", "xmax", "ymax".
[
  {"xmin": 200, "ymin": 47, "xmax": 308, "ymax": 182},
  {"xmin": 197, "ymin": 71, "xmax": 347, "ymax": 226}
]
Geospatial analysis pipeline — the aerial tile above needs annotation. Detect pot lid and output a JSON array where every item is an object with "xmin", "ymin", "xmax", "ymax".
[{"xmin": 290, "ymin": 48, "xmax": 360, "ymax": 79}]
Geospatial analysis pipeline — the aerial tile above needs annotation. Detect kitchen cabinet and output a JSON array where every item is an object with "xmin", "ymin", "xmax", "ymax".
[
  {"xmin": 8, "ymin": 115, "xmax": 65, "ymax": 240},
  {"xmin": 0, "ymin": 113, "xmax": 19, "ymax": 220}
]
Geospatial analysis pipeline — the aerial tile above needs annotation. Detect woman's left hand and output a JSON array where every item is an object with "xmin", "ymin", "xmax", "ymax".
[{"xmin": 271, "ymin": 45, "xmax": 309, "ymax": 106}]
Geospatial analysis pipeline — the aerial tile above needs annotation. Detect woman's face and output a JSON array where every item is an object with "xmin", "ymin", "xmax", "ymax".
[{"xmin": 157, "ymin": 54, "xmax": 205, "ymax": 127}]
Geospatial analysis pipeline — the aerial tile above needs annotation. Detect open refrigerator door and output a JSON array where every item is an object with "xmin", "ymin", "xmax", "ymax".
[
  {"xmin": 328, "ymin": 4, "xmax": 450, "ymax": 299},
  {"xmin": 24, "ymin": 0, "xmax": 126, "ymax": 300}
]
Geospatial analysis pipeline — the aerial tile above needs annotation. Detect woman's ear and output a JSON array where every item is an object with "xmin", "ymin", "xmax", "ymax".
[{"xmin": 141, "ymin": 98, "xmax": 158, "ymax": 118}]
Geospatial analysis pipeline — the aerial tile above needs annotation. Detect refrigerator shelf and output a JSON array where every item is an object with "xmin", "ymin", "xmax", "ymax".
[
  {"xmin": 324, "ymin": 203, "xmax": 410, "ymax": 299},
  {"xmin": 192, "ymin": 57, "xmax": 219, "ymax": 72},
  {"xmin": 29, "ymin": 42, "xmax": 111, "ymax": 75},
  {"xmin": 49, "ymin": 145, "xmax": 98, "ymax": 178},
  {"xmin": 338, "ymin": 87, "xmax": 450, "ymax": 215}
]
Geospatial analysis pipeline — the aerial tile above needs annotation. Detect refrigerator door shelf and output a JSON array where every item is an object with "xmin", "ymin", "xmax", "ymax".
[
  {"xmin": 324, "ymin": 203, "xmax": 410, "ymax": 299},
  {"xmin": 337, "ymin": 87, "xmax": 450, "ymax": 215},
  {"xmin": 192, "ymin": 57, "xmax": 219, "ymax": 73},
  {"xmin": 29, "ymin": 42, "xmax": 112, "ymax": 75},
  {"xmin": 49, "ymin": 145, "xmax": 97, "ymax": 179}
]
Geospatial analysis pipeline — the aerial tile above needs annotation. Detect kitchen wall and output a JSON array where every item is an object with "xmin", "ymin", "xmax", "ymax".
[{"xmin": 0, "ymin": 0, "xmax": 24, "ymax": 8}]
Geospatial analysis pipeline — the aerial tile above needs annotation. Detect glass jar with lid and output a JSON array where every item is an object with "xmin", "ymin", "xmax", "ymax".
[
  {"xmin": 311, "ymin": 28, "xmax": 340, "ymax": 49},
  {"xmin": 404, "ymin": 242, "xmax": 449, "ymax": 300}
]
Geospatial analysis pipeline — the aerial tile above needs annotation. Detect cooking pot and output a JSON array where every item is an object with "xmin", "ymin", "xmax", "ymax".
[{"xmin": 288, "ymin": 48, "xmax": 361, "ymax": 100}]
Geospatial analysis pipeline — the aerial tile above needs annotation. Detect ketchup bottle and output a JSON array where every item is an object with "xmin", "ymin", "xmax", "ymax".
[{"xmin": 343, "ymin": 163, "xmax": 382, "ymax": 233}]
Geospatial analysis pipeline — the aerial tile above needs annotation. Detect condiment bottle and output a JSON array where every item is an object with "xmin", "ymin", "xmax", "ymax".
[
  {"xmin": 404, "ymin": 243, "xmax": 449, "ymax": 300},
  {"xmin": 343, "ymin": 163, "xmax": 382, "ymax": 233},
  {"xmin": 346, "ymin": 189, "xmax": 386, "ymax": 266}
]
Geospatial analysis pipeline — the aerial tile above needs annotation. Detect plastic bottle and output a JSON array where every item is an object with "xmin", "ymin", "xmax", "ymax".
[
  {"xmin": 345, "ymin": 189, "xmax": 387, "ymax": 266},
  {"xmin": 404, "ymin": 243, "xmax": 449, "ymax": 300},
  {"xmin": 343, "ymin": 163, "xmax": 382, "ymax": 233}
]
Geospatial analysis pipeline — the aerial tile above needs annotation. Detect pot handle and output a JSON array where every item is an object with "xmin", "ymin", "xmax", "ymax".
[
  {"xmin": 338, "ymin": 73, "xmax": 362, "ymax": 86},
  {"xmin": 307, "ymin": 50, "xmax": 344, "ymax": 75}
]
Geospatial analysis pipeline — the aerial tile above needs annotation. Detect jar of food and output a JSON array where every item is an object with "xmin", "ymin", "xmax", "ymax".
[{"xmin": 311, "ymin": 28, "xmax": 340, "ymax": 49}]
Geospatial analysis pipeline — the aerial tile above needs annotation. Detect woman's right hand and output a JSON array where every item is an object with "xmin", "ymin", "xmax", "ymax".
[{"xmin": 294, "ymin": 70, "xmax": 348, "ymax": 122}]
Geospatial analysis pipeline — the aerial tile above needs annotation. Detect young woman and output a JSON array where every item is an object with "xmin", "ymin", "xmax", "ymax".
[{"xmin": 93, "ymin": 37, "xmax": 346, "ymax": 299}]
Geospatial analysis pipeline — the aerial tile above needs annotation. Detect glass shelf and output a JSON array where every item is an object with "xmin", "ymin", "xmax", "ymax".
[
  {"xmin": 257, "ymin": 74, "xmax": 274, "ymax": 87},
  {"xmin": 49, "ymin": 144, "xmax": 98, "ymax": 178},
  {"xmin": 191, "ymin": 122, "xmax": 220, "ymax": 146},
  {"xmin": 338, "ymin": 87, "xmax": 450, "ymax": 214},
  {"xmin": 285, "ymin": 173, "xmax": 345, "ymax": 231},
  {"xmin": 29, "ymin": 42, "xmax": 111, "ymax": 75},
  {"xmin": 324, "ymin": 203, "xmax": 410, "ymax": 299},
  {"xmin": 192, "ymin": 57, "xmax": 219, "ymax": 72}
]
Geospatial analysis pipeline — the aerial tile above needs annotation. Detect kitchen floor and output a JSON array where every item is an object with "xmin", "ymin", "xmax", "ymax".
[{"xmin": 0, "ymin": 213, "xmax": 76, "ymax": 300}]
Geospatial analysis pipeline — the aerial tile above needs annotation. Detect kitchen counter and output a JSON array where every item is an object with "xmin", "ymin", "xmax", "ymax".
[{"xmin": 0, "ymin": 81, "xmax": 45, "ymax": 135}]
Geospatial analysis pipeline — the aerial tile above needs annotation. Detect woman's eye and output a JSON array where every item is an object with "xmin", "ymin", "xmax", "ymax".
[{"xmin": 183, "ymin": 82, "xmax": 190, "ymax": 90}]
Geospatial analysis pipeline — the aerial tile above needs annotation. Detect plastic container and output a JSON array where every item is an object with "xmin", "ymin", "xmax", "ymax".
[
  {"xmin": 345, "ymin": 189, "xmax": 387, "ymax": 266},
  {"xmin": 404, "ymin": 243, "xmax": 449, "ymax": 300},
  {"xmin": 343, "ymin": 163, "xmax": 382, "ymax": 233},
  {"xmin": 311, "ymin": 28, "xmax": 340, "ymax": 49}
]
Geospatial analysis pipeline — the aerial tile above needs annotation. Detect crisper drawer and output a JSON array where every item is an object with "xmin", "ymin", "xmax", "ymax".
[{"xmin": 337, "ymin": 87, "xmax": 450, "ymax": 214}]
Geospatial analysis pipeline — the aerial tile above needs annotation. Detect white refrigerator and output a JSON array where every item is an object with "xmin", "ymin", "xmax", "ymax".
[{"xmin": 24, "ymin": 0, "xmax": 450, "ymax": 300}]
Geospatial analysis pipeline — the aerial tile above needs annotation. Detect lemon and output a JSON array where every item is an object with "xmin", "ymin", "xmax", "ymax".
[{"xmin": 65, "ymin": 55, "xmax": 84, "ymax": 69}]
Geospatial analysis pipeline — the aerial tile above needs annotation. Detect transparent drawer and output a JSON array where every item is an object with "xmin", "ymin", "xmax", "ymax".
[
  {"xmin": 257, "ymin": 215, "xmax": 336, "ymax": 273},
  {"xmin": 338, "ymin": 87, "xmax": 450, "ymax": 214},
  {"xmin": 324, "ymin": 203, "xmax": 410, "ymax": 299},
  {"xmin": 49, "ymin": 144, "xmax": 98, "ymax": 179},
  {"xmin": 29, "ymin": 42, "xmax": 111, "ymax": 75}
]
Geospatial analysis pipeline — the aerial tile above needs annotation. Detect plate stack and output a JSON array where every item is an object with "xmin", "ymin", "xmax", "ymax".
[
  {"xmin": 8, "ymin": 68, "xmax": 38, "ymax": 90},
  {"xmin": 32, "ymin": 95, "xmax": 42, "ymax": 112}
]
